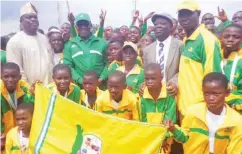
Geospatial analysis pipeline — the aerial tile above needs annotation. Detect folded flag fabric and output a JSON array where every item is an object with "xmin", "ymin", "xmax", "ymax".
[{"xmin": 29, "ymin": 84, "xmax": 167, "ymax": 154}]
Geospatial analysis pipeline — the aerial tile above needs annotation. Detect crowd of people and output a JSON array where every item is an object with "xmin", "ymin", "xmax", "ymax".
[{"xmin": 1, "ymin": 0, "xmax": 242, "ymax": 153}]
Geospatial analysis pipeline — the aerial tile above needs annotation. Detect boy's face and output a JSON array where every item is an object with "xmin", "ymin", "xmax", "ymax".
[
  {"xmin": 145, "ymin": 69, "xmax": 162, "ymax": 89},
  {"xmin": 1, "ymin": 69, "xmax": 21, "ymax": 93},
  {"xmin": 221, "ymin": 27, "xmax": 242, "ymax": 52},
  {"xmin": 120, "ymin": 26, "xmax": 129, "ymax": 37},
  {"xmin": 60, "ymin": 23, "xmax": 71, "ymax": 41},
  {"xmin": 178, "ymin": 26, "xmax": 186, "ymax": 40},
  {"xmin": 16, "ymin": 109, "xmax": 33, "ymax": 134},
  {"xmin": 128, "ymin": 28, "xmax": 140, "ymax": 43},
  {"xmin": 142, "ymin": 35, "xmax": 153, "ymax": 47},
  {"xmin": 107, "ymin": 77, "xmax": 126, "ymax": 102},
  {"xmin": 49, "ymin": 33, "xmax": 64, "ymax": 53},
  {"xmin": 122, "ymin": 47, "xmax": 137, "ymax": 64},
  {"xmin": 203, "ymin": 81, "xmax": 229, "ymax": 113},
  {"xmin": 104, "ymin": 26, "xmax": 113, "ymax": 40},
  {"xmin": 232, "ymin": 12, "xmax": 242, "ymax": 27},
  {"xmin": 82, "ymin": 76, "xmax": 98, "ymax": 95},
  {"xmin": 53, "ymin": 69, "xmax": 71, "ymax": 93},
  {"xmin": 108, "ymin": 42, "xmax": 122, "ymax": 61}
]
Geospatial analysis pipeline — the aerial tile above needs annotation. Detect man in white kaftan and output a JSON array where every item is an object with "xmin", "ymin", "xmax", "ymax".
[{"xmin": 6, "ymin": 2, "xmax": 53, "ymax": 85}]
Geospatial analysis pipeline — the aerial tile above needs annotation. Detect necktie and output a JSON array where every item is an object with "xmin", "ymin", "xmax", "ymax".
[{"xmin": 158, "ymin": 42, "xmax": 164, "ymax": 72}]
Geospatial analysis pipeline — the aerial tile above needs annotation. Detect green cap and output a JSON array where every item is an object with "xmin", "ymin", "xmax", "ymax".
[{"xmin": 75, "ymin": 13, "xmax": 91, "ymax": 24}]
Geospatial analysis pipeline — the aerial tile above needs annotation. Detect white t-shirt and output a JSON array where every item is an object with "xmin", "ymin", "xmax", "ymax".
[
  {"xmin": 111, "ymin": 100, "xmax": 120, "ymax": 110},
  {"xmin": 206, "ymin": 106, "xmax": 226, "ymax": 153},
  {"xmin": 19, "ymin": 131, "xmax": 29, "ymax": 151},
  {"xmin": 53, "ymin": 53, "xmax": 63, "ymax": 65}
]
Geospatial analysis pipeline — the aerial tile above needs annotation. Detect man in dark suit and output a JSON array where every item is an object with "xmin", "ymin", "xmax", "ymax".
[{"xmin": 143, "ymin": 13, "xmax": 183, "ymax": 95}]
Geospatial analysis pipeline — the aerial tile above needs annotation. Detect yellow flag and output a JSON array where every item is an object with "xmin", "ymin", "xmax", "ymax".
[{"xmin": 29, "ymin": 84, "xmax": 167, "ymax": 154}]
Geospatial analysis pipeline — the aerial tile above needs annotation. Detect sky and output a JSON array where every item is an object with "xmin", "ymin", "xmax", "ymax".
[{"xmin": 1, "ymin": 0, "xmax": 242, "ymax": 35}]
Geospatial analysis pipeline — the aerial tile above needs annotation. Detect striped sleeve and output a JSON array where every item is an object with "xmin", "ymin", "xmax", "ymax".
[
  {"xmin": 226, "ymin": 78, "xmax": 242, "ymax": 112},
  {"xmin": 1, "ymin": 97, "xmax": 14, "ymax": 136},
  {"xmin": 202, "ymin": 35, "xmax": 222, "ymax": 75}
]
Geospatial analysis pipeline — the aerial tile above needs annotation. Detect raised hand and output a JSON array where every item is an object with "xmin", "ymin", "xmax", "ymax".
[
  {"xmin": 99, "ymin": 9, "xmax": 107, "ymax": 27},
  {"xmin": 215, "ymin": 7, "xmax": 228, "ymax": 22},
  {"xmin": 144, "ymin": 12, "xmax": 155, "ymax": 22},
  {"xmin": 68, "ymin": 12, "xmax": 75, "ymax": 25},
  {"xmin": 133, "ymin": 10, "xmax": 140, "ymax": 20},
  {"xmin": 146, "ymin": 26, "xmax": 154, "ymax": 35},
  {"xmin": 138, "ymin": 14, "xmax": 144, "ymax": 28}
]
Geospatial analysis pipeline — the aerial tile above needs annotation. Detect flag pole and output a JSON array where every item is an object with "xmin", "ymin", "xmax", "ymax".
[
  {"xmin": 66, "ymin": 0, "xmax": 70, "ymax": 14},
  {"xmin": 57, "ymin": 1, "xmax": 61, "ymax": 26}
]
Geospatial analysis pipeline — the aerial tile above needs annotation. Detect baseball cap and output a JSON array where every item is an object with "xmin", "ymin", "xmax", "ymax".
[
  {"xmin": 122, "ymin": 42, "xmax": 138, "ymax": 54},
  {"xmin": 75, "ymin": 13, "xmax": 91, "ymax": 24},
  {"xmin": 177, "ymin": 0, "xmax": 200, "ymax": 12},
  {"xmin": 151, "ymin": 13, "xmax": 173, "ymax": 26}
]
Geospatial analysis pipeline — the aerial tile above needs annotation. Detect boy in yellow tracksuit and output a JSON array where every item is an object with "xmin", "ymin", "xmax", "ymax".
[
  {"xmin": 220, "ymin": 24, "xmax": 242, "ymax": 114},
  {"xmin": 80, "ymin": 71, "xmax": 103, "ymax": 109},
  {"xmin": 140, "ymin": 63, "xmax": 176, "ymax": 154},
  {"xmin": 96, "ymin": 70, "xmax": 139, "ymax": 120},
  {"xmin": 1, "ymin": 63, "xmax": 33, "ymax": 152},
  {"xmin": 164, "ymin": 72, "xmax": 242, "ymax": 154},
  {"xmin": 5, "ymin": 103, "xmax": 34, "ymax": 154},
  {"xmin": 140, "ymin": 63, "xmax": 176, "ymax": 124},
  {"xmin": 47, "ymin": 64, "xmax": 81, "ymax": 104}
]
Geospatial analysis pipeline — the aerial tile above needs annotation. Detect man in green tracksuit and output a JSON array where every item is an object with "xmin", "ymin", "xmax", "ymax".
[{"xmin": 64, "ymin": 13, "xmax": 107, "ymax": 87}]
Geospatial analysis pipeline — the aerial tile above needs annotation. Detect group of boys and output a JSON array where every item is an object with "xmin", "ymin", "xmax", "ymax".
[{"xmin": 1, "ymin": 1, "xmax": 242, "ymax": 154}]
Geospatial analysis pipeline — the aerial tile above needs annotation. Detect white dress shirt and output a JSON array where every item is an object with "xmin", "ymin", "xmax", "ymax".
[{"xmin": 155, "ymin": 36, "xmax": 172, "ymax": 82}]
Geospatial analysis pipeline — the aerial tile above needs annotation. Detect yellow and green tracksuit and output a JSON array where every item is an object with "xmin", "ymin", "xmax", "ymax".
[
  {"xmin": 47, "ymin": 82, "xmax": 81, "ymax": 104},
  {"xmin": 136, "ymin": 55, "xmax": 143, "ymax": 67},
  {"xmin": 117, "ymin": 64, "xmax": 144, "ymax": 94},
  {"xmin": 80, "ymin": 87, "xmax": 103, "ymax": 109},
  {"xmin": 140, "ymin": 85, "xmax": 176, "ymax": 154},
  {"xmin": 108, "ymin": 60, "xmax": 123, "ymax": 75},
  {"xmin": 5, "ymin": 127, "xmax": 29, "ymax": 154},
  {"xmin": 140, "ymin": 85, "xmax": 176, "ymax": 124},
  {"xmin": 1, "ymin": 80, "xmax": 33, "ymax": 137},
  {"xmin": 172, "ymin": 103, "xmax": 242, "ymax": 154},
  {"xmin": 106, "ymin": 59, "xmax": 143, "ymax": 78},
  {"xmin": 63, "ymin": 35, "xmax": 107, "ymax": 86},
  {"xmin": 223, "ymin": 49, "xmax": 242, "ymax": 113},
  {"xmin": 178, "ymin": 24, "xmax": 222, "ymax": 116},
  {"xmin": 96, "ymin": 89, "xmax": 139, "ymax": 121}
]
